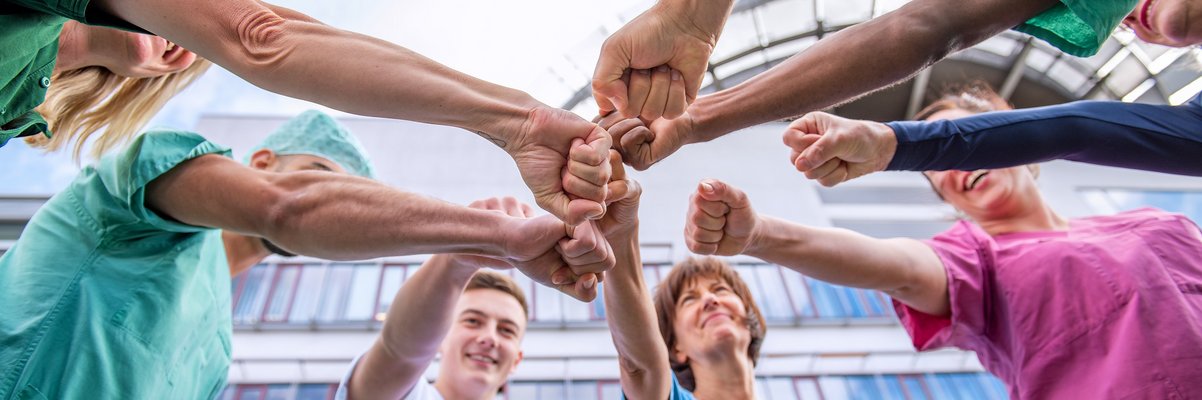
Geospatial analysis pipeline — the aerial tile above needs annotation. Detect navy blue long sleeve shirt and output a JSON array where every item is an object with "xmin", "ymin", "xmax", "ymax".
[{"xmin": 885, "ymin": 93, "xmax": 1202, "ymax": 176}]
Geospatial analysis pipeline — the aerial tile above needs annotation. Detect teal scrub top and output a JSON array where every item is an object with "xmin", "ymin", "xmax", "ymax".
[
  {"xmin": 0, "ymin": 0, "xmax": 139, "ymax": 147},
  {"xmin": 0, "ymin": 130, "xmax": 234, "ymax": 400},
  {"xmin": 1017, "ymin": 0, "xmax": 1139, "ymax": 57}
]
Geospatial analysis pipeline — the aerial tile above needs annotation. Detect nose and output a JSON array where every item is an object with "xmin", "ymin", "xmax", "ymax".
[
  {"xmin": 701, "ymin": 292, "xmax": 720, "ymax": 310},
  {"xmin": 476, "ymin": 330, "xmax": 498, "ymax": 349}
]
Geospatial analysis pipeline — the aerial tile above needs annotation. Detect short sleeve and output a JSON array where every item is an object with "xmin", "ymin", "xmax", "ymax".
[
  {"xmin": 1014, "ymin": 0, "xmax": 1138, "ymax": 57},
  {"xmin": 91, "ymin": 129, "xmax": 231, "ymax": 233},
  {"xmin": 893, "ymin": 221, "xmax": 994, "ymax": 351},
  {"xmin": 2, "ymin": 0, "xmax": 141, "ymax": 30},
  {"xmin": 334, "ymin": 353, "xmax": 441, "ymax": 400}
]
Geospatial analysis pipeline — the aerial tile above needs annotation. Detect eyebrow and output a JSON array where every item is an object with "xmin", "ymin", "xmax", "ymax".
[{"xmin": 461, "ymin": 309, "xmax": 523, "ymax": 329}]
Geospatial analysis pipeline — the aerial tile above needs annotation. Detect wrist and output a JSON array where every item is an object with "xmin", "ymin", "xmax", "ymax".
[
  {"xmin": 430, "ymin": 254, "xmax": 482, "ymax": 282},
  {"xmin": 743, "ymin": 214, "xmax": 772, "ymax": 257},
  {"xmin": 654, "ymin": 0, "xmax": 735, "ymax": 43},
  {"xmin": 870, "ymin": 121, "xmax": 899, "ymax": 172},
  {"xmin": 468, "ymin": 91, "xmax": 543, "ymax": 154}
]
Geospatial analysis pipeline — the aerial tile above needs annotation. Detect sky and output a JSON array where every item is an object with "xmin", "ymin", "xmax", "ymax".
[{"xmin": 0, "ymin": 0, "xmax": 651, "ymax": 195}]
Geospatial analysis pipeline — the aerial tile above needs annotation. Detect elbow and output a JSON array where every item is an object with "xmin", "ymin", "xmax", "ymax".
[
  {"xmin": 884, "ymin": 4, "xmax": 989, "ymax": 66},
  {"xmin": 228, "ymin": 9, "xmax": 296, "ymax": 71}
]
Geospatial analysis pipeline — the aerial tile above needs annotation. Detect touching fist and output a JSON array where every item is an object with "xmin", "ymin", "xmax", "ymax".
[
  {"xmin": 782, "ymin": 112, "xmax": 898, "ymax": 187},
  {"xmin": 507, "ymin": 106, "xmax": 613, "ymax": 226},
  {"xmin": 596, "ymin": 111, "xmax": 694, "ymax": 171},
  {"xmin": 684, "ymin": 179, "xmax": 759, "ymax": 256}
]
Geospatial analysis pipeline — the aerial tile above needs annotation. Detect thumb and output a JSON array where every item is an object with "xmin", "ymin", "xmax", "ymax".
[
  {"xmin": 797, "ymin": 133, "xmax": 842, "ymax": 171},
  {"xmin": 592, "ymin": 44, "xmax": 631, "ymax": 116},
  {"xmin": 696, "ymin": 179, "xmax": 750, "ymax": 208}
]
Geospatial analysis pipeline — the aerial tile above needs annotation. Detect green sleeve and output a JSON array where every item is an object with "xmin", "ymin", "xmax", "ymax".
[
  {"xmin": 0, "ymin": 0, "xmax": 143, "ymax": 31},
  {"xmin": 90, "ymin": 129, "xmax": 232, "ymax": 233},
  {"xmin": 1015, "ymin": 0, "xmax": 1138, "ymax": 57}
]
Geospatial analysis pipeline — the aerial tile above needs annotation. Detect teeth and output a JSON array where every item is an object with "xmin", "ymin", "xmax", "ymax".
[
  {"xmin": 166, "ymin": 42, "xmax": 176, "ymax": 51},
  {"xmin": 966, "ymin": 171, "xmax": 988, "ymax": 190},
  {"xmin": 468, "ymin": 354, "xmax": 496, "ymax": 364}
]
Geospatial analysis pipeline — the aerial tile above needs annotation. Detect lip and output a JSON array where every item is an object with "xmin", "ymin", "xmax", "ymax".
[
  {"xmin": 700, "ymin": 313, "xmax": 731, "ymax": 328},
  {"xmin": 1139, "ymin": 0, "xmax": 1155, "ymax": 30},
  {"xmin": 465, "ymin": 353, "xmax": 497, "ymax": 368}
]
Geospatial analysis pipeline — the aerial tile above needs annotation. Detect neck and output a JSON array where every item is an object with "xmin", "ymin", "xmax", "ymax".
[
  {"xmin": 53, "ymin": 21, "xmax": 96, "ymax": 74},
  {"xmin": 976, "ymin": 199, "xmax": 1069, "ymax": 236},
  {"xmin": 434, "ymin": 378, "xmax": 497, "ymax": 400},
  {"xmin": 688, "ymin": 349, "xmax": 756, "ymax": 400},
  {"xmin": 222, "ymin": 232, "xmax": 270, "ymax": 276}
]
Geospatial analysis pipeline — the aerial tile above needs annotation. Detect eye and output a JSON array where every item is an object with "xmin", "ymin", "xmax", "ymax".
[
  {"xmin": 500, "ymin": 327, "xmax": 517, "ymax": 337},
  {"xmin": 463, "ymin": 317, "xmax": 481, "ymax": 326},
  {"xmin": 679, "ymin": 295, "xmax": 696, "ymax": 305}
]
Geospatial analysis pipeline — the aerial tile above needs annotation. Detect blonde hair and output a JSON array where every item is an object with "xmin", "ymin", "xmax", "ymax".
[{"xmin": 26, "ymin": 58, "xmax": 212, "ymax": 161}]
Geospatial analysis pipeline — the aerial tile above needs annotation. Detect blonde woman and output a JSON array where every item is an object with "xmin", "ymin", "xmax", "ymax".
[
  {"xmin": 3, "ymin": 18, "xmax": 208, "ymax": 159},
  {"xmin": 4, "ymin": 0, "xmax": 613, "ymax": 226}
]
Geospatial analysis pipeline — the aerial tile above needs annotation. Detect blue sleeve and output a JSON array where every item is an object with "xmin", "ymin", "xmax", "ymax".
[{"xmin": 885, "ymin": 93, "xmax": 1202, "ymax": 176}]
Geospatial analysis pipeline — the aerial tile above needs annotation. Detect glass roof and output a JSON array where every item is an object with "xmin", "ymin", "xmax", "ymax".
[{"xmin": 549, "ymin": 0, "xmax": 1202, "ymax": 116}]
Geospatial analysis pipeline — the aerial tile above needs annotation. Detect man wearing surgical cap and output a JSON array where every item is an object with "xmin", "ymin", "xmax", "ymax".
[{"xmin": 0, "ymin": 111, "xmax": 612, "ymax": 399}]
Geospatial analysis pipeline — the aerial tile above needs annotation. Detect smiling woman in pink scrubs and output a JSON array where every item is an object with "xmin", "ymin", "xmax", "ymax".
[{"xmin": 679, "ymin": 86, "xmax": 1202, "ymax": 398}]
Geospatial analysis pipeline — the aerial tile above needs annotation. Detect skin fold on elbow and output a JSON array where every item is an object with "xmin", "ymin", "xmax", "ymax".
[{"xmin": 230, "ymin": 8, "xmax": 296, "ymax": 71}]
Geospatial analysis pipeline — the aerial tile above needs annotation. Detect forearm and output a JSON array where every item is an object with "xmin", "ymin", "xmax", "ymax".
[
  {"xmin": 687, "ymin": 0, "xmax": 1051, "ymax": 141},
  {"xmin": 257, "ymin": 173, "xmax": 513, "ymax": 260},
  {"xmin": 603, "ymin": 231, "xmax": 671, "ymax": 399},
  {"xmin": 356, "ymin": 255, "xmax": 477, "ymax": 399},
  {"xmin": 747, "ymin": 216, "xmax": 927, "ymax": 293},
  {"xmin": 655, "ymin": 0, "xmax": 735, "ymax": 43},
  {"xmin": 100, "ymin": 0, "xmax": 540, "ymax": 144},
  {"xmin": 887, "ymin": 100, "xmax": 1202, "ymax": 176}
]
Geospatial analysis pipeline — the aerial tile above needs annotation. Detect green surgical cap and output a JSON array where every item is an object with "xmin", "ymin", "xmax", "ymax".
[{"xmin": 246, "ymin": 110, "xmax": 376, "ymax": 179}]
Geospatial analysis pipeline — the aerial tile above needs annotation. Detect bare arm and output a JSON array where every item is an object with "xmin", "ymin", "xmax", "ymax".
[
  {"xmin": 688, "ymin": 0, "xmax": 1059, "ymax": 141},
  {"xmin": 747, "ymin": 216, "xmax": 949, "ymax": 316},
  {"xmin": 145, "ymin": 154, "xmax": 536, "ymax": 261},
  {"xmin": 349, "ymin": 255, "xmax": 477, "ymax": 400},
  {"xmin": 604, "ymin": 233, "xmax": 673, "ymax": 400},
  {"xmin": 92, "ymin": 0, "xmax": 613, "ymax": 225},
  {"xmin": 685, "ymin": 179, "xmax": 949, "ymax": 316}
]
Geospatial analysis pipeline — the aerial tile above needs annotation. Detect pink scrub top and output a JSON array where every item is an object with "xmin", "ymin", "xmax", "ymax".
[{"xmin": 894, "ymin": 208, "xmax": 1202, "ymax": 399}]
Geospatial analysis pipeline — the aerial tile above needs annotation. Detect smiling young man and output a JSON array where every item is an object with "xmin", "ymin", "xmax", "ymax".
[{"xmin": 336, "ymin": 197, "xmax": 547, "ymax": 400}]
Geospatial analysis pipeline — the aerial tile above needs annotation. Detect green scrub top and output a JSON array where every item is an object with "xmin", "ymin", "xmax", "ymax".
[
  {"xmin": 1017, "ymin": 0, "xmax": 1139, "ymax": 57},
  {"xmin": 0, "ymin": 130, "xmax": 234, "ymax": 400},
  {"xmin": 0, "ymin": 0, "xmax": 139, "ymax": 147}
]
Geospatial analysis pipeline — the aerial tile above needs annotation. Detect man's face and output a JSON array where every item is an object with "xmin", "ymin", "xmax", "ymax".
[
  {"xmin": 268, "ymin": 153, "xmax": 347, "ymax": 175},
  {"xmin": 438, "ymin": 289, "xmax": 526, "ymax": 394}
]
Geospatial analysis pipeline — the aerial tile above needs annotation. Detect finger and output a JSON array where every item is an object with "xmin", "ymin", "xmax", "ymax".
[
  {"xmin": 662, "ymin": 69, "xmax": 687, "ymax": 119},
  {"xmin": 618, "ymin": 126, "xmax": 656, "ymax": 170},
  {"xmin": 816, "ymin": 162, "xmax": 851, "ymax": 187},
  {"xmin": 695, "ymin": 179, "xmax": 751, "ymax": 209},
  {"xmin": 560, "ymin": 272, "xmax": 598, "ymax": 302},
  {"xmin": 803, "ymin": 158, "xmax": 840, "ymax": 181},
  {"xmin": 608, "ymin": 150, "xmax": 627, "ymax": 182},
  {"xmin": 520, "ymin": 202, "xmax": 535, "ymax": 218},
  {"xmin": 639, "ymin": 65, "xmax": 672, "ymax": 121},
  {"xmin": 685, "ymin": 234, "xmax": 718, "ymax": 255},
  {"xmin": 689, "ymin": 206, "xmax": 726, "ymax": 231},
  {"xmin": 782, "ymin": 128, "xmax": 819, "ymax": 152},
  {"xmin": 692, "ymin": 193, "xmax": 730, "ymax": 218},
  {"xmin": 567, "ymin": 158, "xmax": 610, "ymax": 187},
  {"xmin": 564, "ymin": 198, "xmax": 605, "ymax": 224},
  {"xmin": 591, "ymin": 42, "xmax": 631, "ymax": 115},
  {"xmin": 551, "ymin": 265, "xmax": 578, "ymax": 286},
  {"xmin": 598, "ymin": 111, "xmax": 634, "ymax": 131},
  {"xmin": 557, "ymin": 235, "xmax": 599, "ymax": 260},
  {"xmin": 563, "ymin": 174, "xmax": 607, "ymax": 204},
  {"xmin": 605, "ymin": 118, "xmax": 646, "ymax": 140},
  {"xmin": 501, "ymin": 197, "xmax": 524, "ymax": 217},
  {"xmin": 576, "ymin": 126, "xmax": 614, "ymax": 168},
  {"xmin": 687, "ymin": 224, "xmax": 725, "ymax": 244},
  {"xmin": 797, "ymin": 134, "xmax": 844, "ymax": 172},
  {"xmin": 606, "ymin": 180, "xmax": 631, "ymax": 206},
  {"xmin": 625, "ymin": 69, "xmax": 652, "ymax": 119}
]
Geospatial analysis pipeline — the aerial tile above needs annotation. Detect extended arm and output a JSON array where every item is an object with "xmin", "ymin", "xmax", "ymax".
[
  {"xmin": 348, "ymin": 255, "xmax": 477, "ymax": 400},
  {"xmin": 604, "ymin": 233, "xmax": 673, "ymax": 400},
  {"xmin": 885, "ymin": 99, "xmax": 1202, "ymax": 176},
  {"xmin": 92, "ymin": 0, "xmax": 612, "ymax": 224},
  {"xmin": 685, "ymin": 179, "xmax": 949, "ymax": 316},
  {"xmin": 146, "ymin": 154, "xmax": 541, "ymax": 261},
  {"xmin": 688, "ymin": 0, "xmax": 1059, "ymax": 140}
]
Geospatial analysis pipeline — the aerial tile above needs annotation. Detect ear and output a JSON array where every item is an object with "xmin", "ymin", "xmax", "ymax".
[
  {"xmin": 248, "ymin": 149, "xmax": 278, "ymax": 171},
  {"xmin": 1026, "ymin": 164, "xmax": 1041, "ymax": 180},
  {"xmin": 511, "ymin": 350, "xmax": 524, "ymax": 370},
  {"xmin": 672, "ymin": 343, "xmax": 688, "ymax": 365}
]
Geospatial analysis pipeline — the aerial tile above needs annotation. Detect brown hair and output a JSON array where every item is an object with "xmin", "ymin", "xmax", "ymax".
[
  {"xmin": 26, "ymin": 57, "xmax": 212, "ymax": 161},
  {"xmin": 467, "ymin": 270, "xmax": 529, "ymax": 320},
  {"xmin": 652, "ymin": 257, "xmax": 766, "ymax": 391},
  {"xmin": 913, "ymin": 81, "xmax": 1012, "ymax": 121}
]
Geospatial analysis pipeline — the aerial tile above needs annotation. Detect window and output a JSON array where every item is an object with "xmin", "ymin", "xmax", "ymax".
[{"xmin": 1082, "ymin": 189, "xmax": 1202, "ymax": 221}]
